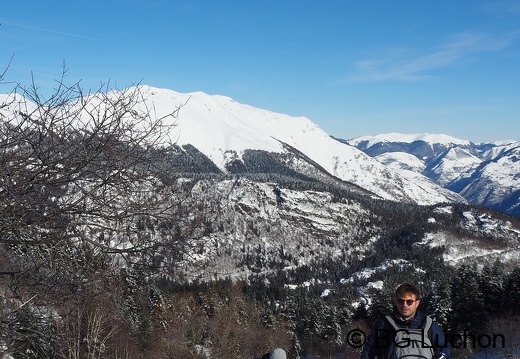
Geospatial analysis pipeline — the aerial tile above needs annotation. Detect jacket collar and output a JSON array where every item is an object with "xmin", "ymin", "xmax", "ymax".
[{"xmin": 392, "ymin": 307, "xmax": 423, "ymax": 326}]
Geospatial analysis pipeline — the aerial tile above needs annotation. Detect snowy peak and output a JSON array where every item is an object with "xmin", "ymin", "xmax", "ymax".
[
  {"xmin": 449, "ymin": 145, "xmax": 520, "ymax": 215},
  {"xmin": 425, "ymin": 147, "xmax": 482, "ymax": 185},
  {"xmin": 121, "ymin": 86, "xmax": 464, "ymax": 206},
  {"xmin": 348, "ymin": 132, "xmax": 472, "ymax": 149},
  {"xmin": 481, "ymin": 141, "xmax": 520, "ymax": 161},
  {"xmin": 347, "ymin": 132, "xmax": 520, "ymax": 217},
  {"xmin": 136, "ymin": 86, "xmax": 286, "ymax": 159},
  {"xmin": 133, "ymin": 86, "xmax": 334, "ymax": 171},
  {"xmin": 0, "ymin": 86, "xmax": 468, "ymax": 206},
  {"xmin": 345, "ymin": 133, "xmax": 474, "ymax": 162},
  {"xmin": 107, "ymin": 86, "xmax": 464, "ymax": 204}
]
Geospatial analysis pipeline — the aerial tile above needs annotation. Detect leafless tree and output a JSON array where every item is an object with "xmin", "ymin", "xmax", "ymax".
[
  {"xmin": 0, "ymin": 69, "xmax": 210, "ymax": 357},
  {"xmin": 0, "ymin": 69, "xmax": 206, "ymax": 260}
]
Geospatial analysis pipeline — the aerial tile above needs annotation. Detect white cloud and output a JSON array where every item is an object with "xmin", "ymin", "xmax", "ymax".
[{"xmin": 345, "ymin": 30, "xmax": 520, "ymax": 83}]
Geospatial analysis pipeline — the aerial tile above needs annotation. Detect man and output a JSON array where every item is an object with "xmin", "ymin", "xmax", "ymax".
[{"xmin": 360, "ymin": 282, "xmax": 451, "ymax": 359}]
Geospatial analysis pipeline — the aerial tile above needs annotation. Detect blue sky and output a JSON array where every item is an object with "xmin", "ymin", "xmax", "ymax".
[{"xmin": 1, "ymin": 1, "xmax": 519, "ymax": 143}]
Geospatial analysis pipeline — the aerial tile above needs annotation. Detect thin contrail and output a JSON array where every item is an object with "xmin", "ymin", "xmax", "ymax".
[{"xmin": 2, "ymin": 21, "xmax": 103, "ymax": 41}]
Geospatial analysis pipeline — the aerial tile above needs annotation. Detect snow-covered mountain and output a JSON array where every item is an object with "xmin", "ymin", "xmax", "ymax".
[
  {"xmin": 2, "ymin": 85, "xmax": 520, "ymax": 286},
  {"xmin": 448, "ymin": 145, "xmax": 520, "ymax": 216},
  {"xmin": 102, "ymin": 86, "xmax": 464, "ymax": 206},
  {"xmin": 347, "ymin": 133, "xmax": 475, "ymax": 160},
  {"xmin": 424, "ymin": 147, "xmax": 482, "ymax": 185},
  {"xmin": 346, "ymin": 133, "xmax": 520, "ymax": 217},
  {"xmin": 172, "ymin": 176, "xmax": 520, "ymax": 281}
]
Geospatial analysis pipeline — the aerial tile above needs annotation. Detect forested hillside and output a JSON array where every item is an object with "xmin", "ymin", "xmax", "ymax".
[{"xmin": 1, "ymin": 82, "xmax": 520, "ymax": 359}]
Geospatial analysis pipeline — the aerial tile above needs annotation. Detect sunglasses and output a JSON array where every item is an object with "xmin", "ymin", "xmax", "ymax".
[{"xmin": 397, "ymin": 298, "xmax": 417, "ymax": 306}]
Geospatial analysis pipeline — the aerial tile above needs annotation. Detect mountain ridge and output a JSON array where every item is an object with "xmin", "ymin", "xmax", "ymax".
[
  {"xmin": 1, "ymin": 85, "xmax": 515, "ymax": 213},
  {"xmin": 101, "ymin": 85, "xmax": 466, "ymax": 206},
  {"xmin": 346, "ymin": 133, "xmax": 520, "ymax": 217}
]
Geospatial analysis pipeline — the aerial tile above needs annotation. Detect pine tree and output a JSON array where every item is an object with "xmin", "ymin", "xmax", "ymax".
[
  {"xmin": 368, "ymin": 283, "xmax": 394, "ymax": 324},
  {"xmin": 5, "ymin": 305, "xmax": 55, "ymax": 359},
  {"xmin": 504, "ymin": 267, "xmax": 520, "ymax": 315},
  {"xmin": 450, "ymin": 263, "xmax": 487, "ymax": 334},
  {"xmin": 479, "ymin": 260, "xmax": 505, "ymax": 316},
  {"xmin": 421, "ymin": 277, "xmax": 452, "ymax": 330}
]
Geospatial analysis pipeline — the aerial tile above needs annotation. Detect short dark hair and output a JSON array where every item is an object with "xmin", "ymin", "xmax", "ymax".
[{"xmin": 395, "ymin": 282, "xmax": 420, "ymax": 300}]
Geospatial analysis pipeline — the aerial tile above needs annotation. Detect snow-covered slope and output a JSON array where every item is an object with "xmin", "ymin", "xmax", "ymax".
[
  {"xmin": 348, "ymin": 133, "xmax": 520, "ymax": 217},
  {"xmin": 0, "ymin": 86, "xmax": 467, "ymax": 206},
  {"xmin": 168, "ymin": 177, "xmax": 520, "ymax": 281},
  {"xmin": 424, "ymin": 147, "xmax": 482, "ymax": 185},
  {"xmin": 449, "ymin": 145, "xmax": 520, "ymax": 216},
  {"xmin": 481, "ymin": 141, "xmax": 520, "ymax": 161},
  {"xmin": 375, "ymin": 152, "xmax": 426, "ymax": 173},
  {"xmin": 374, "ymin": 152, "xmax": 468, "ymax": 205},
  {"xmin": 422, "ymin": 206, "xmax": 520, "ymax": 265},
  {"xmin": 93, "ymin": 86, "xmax": 465, "ymax": 205}
]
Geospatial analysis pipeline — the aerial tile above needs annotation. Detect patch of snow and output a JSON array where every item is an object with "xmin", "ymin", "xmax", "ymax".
[{"xmin": 321, "ymin": 289, "xmax": 332, "ymax": 298}]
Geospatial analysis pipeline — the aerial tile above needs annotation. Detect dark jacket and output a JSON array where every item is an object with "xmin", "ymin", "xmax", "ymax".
[{"xmin": 360, "ymin": 310, "xmax": 451, "ymax": 359}]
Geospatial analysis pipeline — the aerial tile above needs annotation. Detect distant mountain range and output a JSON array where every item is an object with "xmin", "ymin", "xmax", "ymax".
[{"xmin": 344, "ymin": 133, "xmax": 520, "ymax": 218}]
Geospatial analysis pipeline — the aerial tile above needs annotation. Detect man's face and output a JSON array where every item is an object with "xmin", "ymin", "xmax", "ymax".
[{"xmin": 395, "ymin": 292, "xmax": 420, "ymax": 320}]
